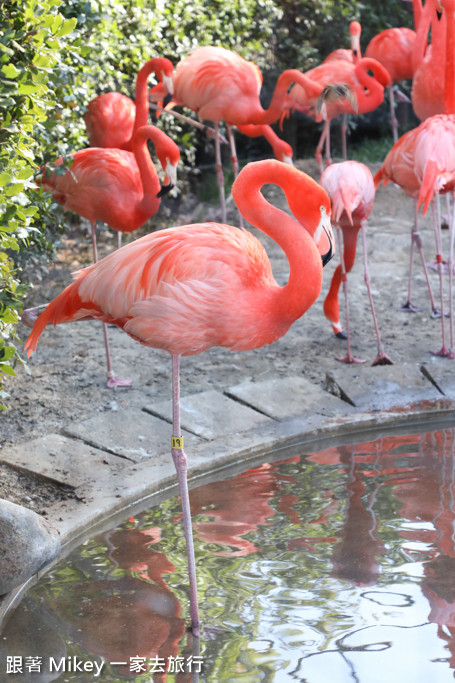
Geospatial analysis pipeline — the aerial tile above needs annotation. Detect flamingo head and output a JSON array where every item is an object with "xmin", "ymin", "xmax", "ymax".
[
  {"xmin": 349, "ymin": 21, "xmax": 361, "ymax": 58},
  {"xmin": 161, "ymin": 72, "xmax": 174, "ymax": 96}
]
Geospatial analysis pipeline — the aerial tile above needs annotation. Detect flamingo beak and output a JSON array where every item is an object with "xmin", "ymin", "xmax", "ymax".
[
  {"xmin": 162, "ymin": 73, "xmax": 174, "ymax": 96},
  {"xmin": 314, "ymin": 206, "xmax": 335, "ymax": 266},
  {"xmin": 282, "ymin": 155, "xmax": 294, "ymax": 166},
  {"xmin": 156, "ymin": 161, "xmax": 178, "ymax": 198}
]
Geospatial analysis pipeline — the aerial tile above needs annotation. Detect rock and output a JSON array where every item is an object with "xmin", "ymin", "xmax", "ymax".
[{"xmin": 0, "ymin": 499, "xmax": 61, "ymax": 595}]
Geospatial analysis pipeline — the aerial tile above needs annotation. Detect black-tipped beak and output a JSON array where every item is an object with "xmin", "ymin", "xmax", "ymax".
[
  {"xmin": 163, "ymin": 92, "xmax": 173, "ymax": 108},
  {"xmin": 156, "ymin": 183, "xmax": 174, "ymax": 198},
  {"xmin": 321, "ymin": 225, "xmax": 334, "ymax": 267},
  {"xmin": 353, "ymin": 48, "xmax": 358, "ymax": 57},
  {"xmin": 437, "ymin": 9, "xmax": 442, "ymax": 20}
]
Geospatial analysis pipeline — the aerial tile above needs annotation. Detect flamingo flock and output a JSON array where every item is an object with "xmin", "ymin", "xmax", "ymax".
[{"xmin": 21, "ymin": 0, "xmax": 455, "ymax": 635}]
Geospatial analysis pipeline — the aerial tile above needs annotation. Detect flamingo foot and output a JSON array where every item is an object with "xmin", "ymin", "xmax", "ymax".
[
  {"xmin": 336, "ymin": 354, "xmax": 367, "ymax": 364},
  {"xmin": 371, "ymin": 350, "xmax": 394, "ymax": 366},
  {"xmin": 106, "ymin": 374, "xmax": 132, "ymax": 389},
  {"xmin": 426, "ymin": 260, "xmax": 453, "ymax": 274},
  {"xmin": 335, "ymin": 330, "xmax": 348, "ymax": 340},
  {"xmin": 430, "ymin": 346, "xmax": 455, "ymax": 359},
  {"xmin": 398, "ymin": 300, "xmax": 423, "ymax": 313}
]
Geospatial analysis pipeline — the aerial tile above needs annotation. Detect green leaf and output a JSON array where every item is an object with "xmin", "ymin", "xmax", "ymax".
[
  {"xmin": 0, "ymin": 363, "xmax": 16, "ymax": 377},
  {"xmin": 1, "ymin": 64, "xmax": 21, "ymax": 78},
  {"xmin": 55, "ymin": 17, "xmax": 78, "ymax": 37},
  {"xmin": 0, "ymin": 173, "xmax": 12, "ymax": 188}
]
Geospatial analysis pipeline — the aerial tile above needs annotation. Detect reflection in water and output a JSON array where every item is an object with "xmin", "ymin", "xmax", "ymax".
[{"xmin": 3, "ymin": 428, "xmax": 455, "ymax": 681}]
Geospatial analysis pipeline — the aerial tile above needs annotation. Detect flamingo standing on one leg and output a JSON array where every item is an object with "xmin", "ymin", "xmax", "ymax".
[
  {"xmin": 321, "ymin": 160, "xmax": 393, "ymax": 366},
  {"xmin": 164, "ymin": 46, "xmax": 329, "ymax": 221},
  {"xmin": 84, "ymin": 57, "xmax": 174, "ymax": 151},
  {"xmin": 23, "ymin": 158, "xmax": 335, "ymax": 636},
  {"xmin": 281, "ymin": 57, "xmax": 391, "ymax": 174},
  {"xmin": 36, "ymin": 125, "xmax": 180, "ymax": 387}
]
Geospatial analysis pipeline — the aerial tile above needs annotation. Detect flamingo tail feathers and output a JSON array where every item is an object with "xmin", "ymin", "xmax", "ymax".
[{"xmin": 417, "ymin": 160, "xmax": 439, "ymax": 215}]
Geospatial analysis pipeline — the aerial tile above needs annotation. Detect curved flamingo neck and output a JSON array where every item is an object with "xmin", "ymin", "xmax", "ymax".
[
  {"xmin": 354, "ymin": 59, "xmax": 390, "ymax": 111},
  {"xmin": 250, "ymin": 69, "xmax": 322, "ymax": 124},
  {"xmin": 232, "ymin": 160, "xmax": 323, "ymax": 320},
  {"xmin": 412, "ymin": 0, "xmax": 434, "ymax": 71},
  {"xmin": 412, "ymin": 0, "xmax": 423, "ymax": 29},
  {"xmin": 131, "ymin": 125, "xmax": 162, "ymax": 216},
  {"xmin": 444, "ymin": 0, "xmax": 455, "ymax": 114},
  {"xmin": 134, "ymin": 58, "xmax": 172, "ymax": 135}
]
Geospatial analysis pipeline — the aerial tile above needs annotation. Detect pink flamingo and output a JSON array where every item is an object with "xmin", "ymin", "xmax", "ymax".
[
  {"xmin": 36, "ymin": 124, "xmax": 180, "ymax": 387},
  {"xmin": 166, "ymin": 46, "xmax": 329, "ymax": 220},
  {"xmin": 324, "ymin": 21, "xmax": 362, "ymax": 65},
  {"xmin": 324, "ymin": 20, "xmax": 362, "ymax": 159},
  {"xmin": 411, "ymin": 0, "xmax": 447, "ymax": 121},
  {"xmin": 365, "ymin": 0, "xmax": 423, "ymax": 141},
  {"xmin": 23, "ymin": 159, "xmax": 335, "ymax": 635},
  {"xmin": 321, "ymin": 160, "xmax": 393, "ymax": 365},
  {"xmin": 282, "ymin": 57, "xmax": 391, "ymax": 174},
  {"xmin": 84, "ymin": 57, "xmax": 174, "ymax": 151}
]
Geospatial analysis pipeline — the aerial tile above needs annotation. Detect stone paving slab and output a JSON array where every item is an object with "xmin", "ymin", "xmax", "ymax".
[
  {"xmin": 226, "ymin": 377, "xmax": 354, "ymax": 420},
  {"xmin": 145, "ymin": 389, "xmax": 272, "ymax": 440},
  {"xmin": 325, "ymin": 364, "xmax": 442, "ymax": 411},
  {"xmin": 0, "ymin": 434, "xmax": 127, "ymax": 488},
  {"xmin": 64, "ymin": 408, "xmax": 199, "ymax": 462}
]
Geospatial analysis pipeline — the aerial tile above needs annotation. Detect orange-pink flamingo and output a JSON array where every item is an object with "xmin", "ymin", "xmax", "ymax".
[
  {"xmin": 23, "ymin": 159, "xmax": 335, "ymax": 635},
  {"xmin": 321, "ymin": 160, "xmax": 393, "ymax": 365},
  {"xmin": 282, "ymin": 57, "xmax": 391, "ymax": 174},
  {"xmin": 166, "ymin": 46, "xmax": 329, "ymax": 220},
  {"xmin": 84, "ymin": 57, "xmax": 174, "ymax": 151},
  {"xmin": 36, "ymin": 124, "xmax": 180, "ymax": 387}
]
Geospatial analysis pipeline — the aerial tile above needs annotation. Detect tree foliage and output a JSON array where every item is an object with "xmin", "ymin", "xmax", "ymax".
[{"xmin": 0, "ymin": 0, "xmax": 414, "ymax": 406}]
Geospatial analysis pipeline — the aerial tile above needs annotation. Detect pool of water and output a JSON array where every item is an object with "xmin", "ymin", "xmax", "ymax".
[{"xmin": 3, "ymin": 426, "xmax": 455, "ymax": 682}]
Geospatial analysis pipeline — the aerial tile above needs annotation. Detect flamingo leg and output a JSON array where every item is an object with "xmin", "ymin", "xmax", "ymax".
[
  {"xmin": 341, "ymin": 113, "xmax": 348, "ymax": 160},
  {"xmin": 171, "ymin": 355, "xmax": 200, "ymax": 636},
  {"xmin": 400, "ymin": 200, "xmax": 439, "ymax": 316},
  {"xmin": 117, "ymin": 231, "xmax": 122, "ymax": 250},
  {"xmin": 324, "ymin": 119, "xmax": 332, "ymax": 168},
  {"xmin": 90, "ymin": 222, "xmax": 131, "ymax": 388},
  {"xmin": 360, "ymin": 222, "xmax": 393, "ymax": 365},
  {"xmin": 388, "ymin": 84, "xmax": 398, "ymax": 144},
  {"xmin": 227, "ymin": 124, "xmax": 244, "ymax": 227},
  {"xmin": 430, "ymin": 197, "xmax": 451, "ymax": 357},
  {"xmin": 214, "ymin": 122, "xmax": 227, "ymax": 223},
  {"xmin": 335, "ymin": 226, "xmax": 366, "ymax": 364},
  {"xmin": 448, "ymin": 194, "xmax": 455, "ymax": 356},
  {"xmin": 315, "ymin": 122, "xmax": 329, "ymax": 175}
]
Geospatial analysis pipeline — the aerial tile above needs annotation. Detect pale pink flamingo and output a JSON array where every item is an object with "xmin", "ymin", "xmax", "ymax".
[
  {"xmin": 164, "ymin": 46, "xmax": 330, "ymax": 220},
  {"xmin": 36, "ymin": 124, "xmax": 180, "ymax": 387},
  {"xmin": 282, "ymin": 57, "xmax": 391, "ymax": 174},
  {"xmin": 84, "ymin": 57, "xmax": 174, "ymax": 151},
  {"xmin": 23, "ymin": 159, "xmax": 335, "ymax": 635},
  {"xmin": 321, "ymin": 160, "xmax": 393, "ymax": 365}
]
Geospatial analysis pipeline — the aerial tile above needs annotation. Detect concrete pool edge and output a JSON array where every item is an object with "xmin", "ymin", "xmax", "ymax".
[{"xmin": 2, "ymin": 396, "xmax": 455, "ymax": 625}]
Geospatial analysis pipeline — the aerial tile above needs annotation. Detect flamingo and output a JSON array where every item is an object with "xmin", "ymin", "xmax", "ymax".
[
  {"xmin": 23, "ymin": 158, "xmax": 335, "ymax": 635},
  {"xmin": 324, "ymin": 20, "xmax": 362, "ymax": 65},
  {"xmin": 165, "ymin": 46, "xmax": 331, "ymax": 220},
  {"xmin": 235, "ymin": 124, "xmax": 293, "ymax": 164},
  {"xmin": 324, "ymin": 20, "xmax": 362, "ymax": 160},
  {"xmin": 321, "ymin": 160, "xmax": 393, "ymax": 365},
  {"xmin": 281, "ymin": 57, "xmax": 391, "ymax": 174},
  {"xmin": 411, "ymin": 0, "xmax": 447, "ymax": 121},
  {"xmin": 376, "ymin": 0, "xmax": 455, "ymax": 358},
  {"xmin": 37, "ymin": 124, "xmax": 180, "ymax": 387},
  {"xmin": 365, "ymin": 0, "xmax": 424, "ymax": 142},
  {"xmin": 84, "ymin": 57, "xmax": 174, "ymax": 151}
]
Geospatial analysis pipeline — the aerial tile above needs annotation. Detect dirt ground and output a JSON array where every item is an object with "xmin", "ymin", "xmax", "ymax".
[{"xmin": 0, "ymin": 157, "xmax": 450, "ymax": 509}]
